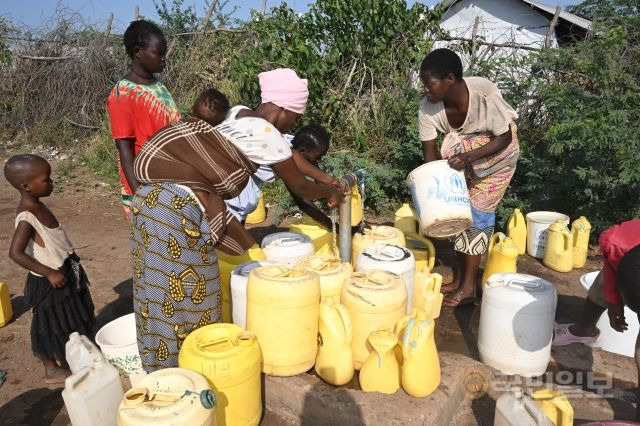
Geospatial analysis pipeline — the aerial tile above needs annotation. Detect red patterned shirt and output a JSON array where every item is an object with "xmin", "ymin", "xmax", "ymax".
[{"xmin": 107, "ymin": 79, "xmax": 181, "ymax": 195}]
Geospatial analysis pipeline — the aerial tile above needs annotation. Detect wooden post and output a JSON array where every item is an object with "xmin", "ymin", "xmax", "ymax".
[
  {"xmin": 201, "ymin": 0, "xmax": 218, "ymax": 29},
  {"xmin": 104, "ymin": 12, "xmax": 113, "ymax": 38},
  {"xmin": 545, "ymin": 6, "xmax": 561, "ymax": 48},
  {"xmin": 262, "ymin": 0, "xmax": 267, "ymax": 15},
  {"xmin": 134, "ymin": 6, "xmax": 139, "ymax": 21},
  {"xmin": 470, "ymin": 16, "xmax": 480, "ymax": 65}
]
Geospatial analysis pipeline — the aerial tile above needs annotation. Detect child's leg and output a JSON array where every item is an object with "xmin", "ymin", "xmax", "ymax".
[
  {"xmin": 41, "ymin": 357, "xmax": 70, "ymax": 384},
  {"xmin": 570, "ymin": 271, "xmax": 607, "ymax": 337}
]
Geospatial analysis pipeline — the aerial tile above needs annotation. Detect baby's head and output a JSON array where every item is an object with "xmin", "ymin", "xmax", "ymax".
[
  {"xmin": 4, "ymin": 154, "xmax": 53, "ymax": 197},
  {"xmin": 292, "ymin": 124, "xmax": 330, "ymax": 165},
  {"xmin": 190, "ymin": 88, "xmax": 230, "ymax": 127}
]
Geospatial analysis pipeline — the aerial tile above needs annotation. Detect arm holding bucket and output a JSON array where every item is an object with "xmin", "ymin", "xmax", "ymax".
[{"xmin": 421, "ymin": 139, "xmax": 439, "ymax": 163}]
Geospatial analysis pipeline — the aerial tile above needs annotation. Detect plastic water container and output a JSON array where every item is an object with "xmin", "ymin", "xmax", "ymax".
[
  {"xmin": 179, "ymin": 324, "xmax": 261, "ymax": 426},
  {"xmin": 315, "ymin": 302, "xmax": 354, "ymax": 386},
  {"xmin": 351, "ymin": 226, "xmax": 406, "ymax": 266},
  {"xmin": 478, "ymin": 273, "xmax": 556, "ymax": 377},
  {"xmin": 246, "ymin": 265, "xmax": 320, "ymax": 376},
  {"xmin": 526, "ymin": 211, "xmax": 570, "ymax": 259},
  {"xmin": 290, "ymin": 216, "xmax": 335, "ymax": 257},
  {"xmin": 117, "ymin": 368, "xmax": 216, "ymax": 426},
  {"xmin": 0, "ymin": 282, "xmax": 13, "ymax": 327},
  {"xmin": 95, "ymin": 313, "xmax": 146, "ymax": 386},
  {"xmin": 261, "ymin": 232, "xmax": 315, "ymax": 267},
  {"xmin": 406, "ymin": 161, "xmax": 472, "ymax": 238},
  {"xmin": 400, "ymin": 310, "xmax": 440, "ymax": 397},
  {"xmin": 296, "ymin": 256, "xmax": 351, "ymax": 305},
  {"xmin": 66, "ymin": 332, "xmax": 103, "ymax": 374},
  {"xmin": 230, "ymin": 260, "xmax": 279, "ymax": 329},
  {"xmin": 359, "ymin": 328, "xmax": 400, "ymax": 394},
  {"xmin": 62, "ymin": 357, "xmax": 124, "ymax": 426},
  {"xmin": 355, "ymin": 244, "xmax": 416, "ymax": 312},
  {"xmin": 341, "ymin": 270, "xmax": 407, "ymax": 370},
  {"xmin": 581, "ymin": 271, "xmax": 640, "ymax": 357},
  {"xmin": 494, "ymin": 387, "xmax": 553, "ymax": 426}
]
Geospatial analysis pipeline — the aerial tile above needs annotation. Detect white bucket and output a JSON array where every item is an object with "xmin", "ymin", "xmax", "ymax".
[
  {"xmin": 407, "ymin": 160, "xmax": 472, "ymax": 238},
  {"xmin": 261, "ymin": 232, "xmax": 315, "ymax": 266},
  {"xmin": 580, "ymin": 271, "xmax": 640, "ymax": 358},
  {"xmin": 525, "ymin": 211, "xmax": 570, "ymax": 259},
  {"xmin": 95, "ymin": 313, "xmax": 146, "ymax": 386}
]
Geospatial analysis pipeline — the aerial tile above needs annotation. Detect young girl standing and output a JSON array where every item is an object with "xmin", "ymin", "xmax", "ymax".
[
  {"xmin": 5, "ymin": 155, "xmax": 95, "ymax": 384},
  {"xmin": 107, "ymin": 20, "xmax": 181, "ymax": 219},
  {"xmin": 418, "ymin": 48, "xmax": 519, "ymax": 307}
]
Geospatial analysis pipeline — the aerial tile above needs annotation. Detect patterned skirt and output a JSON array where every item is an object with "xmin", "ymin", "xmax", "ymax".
[{"xmin": 130, "ymin": 183, "xmax": 222, "ymax": 372}]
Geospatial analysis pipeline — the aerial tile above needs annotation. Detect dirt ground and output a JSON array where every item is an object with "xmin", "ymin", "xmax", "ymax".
[{"xmin": 0, "ymin": 159, "xmax": 637, "ymax": 425}]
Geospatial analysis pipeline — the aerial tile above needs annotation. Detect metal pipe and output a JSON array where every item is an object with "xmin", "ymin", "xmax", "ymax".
[{"xmin": 337, "ymin": 171, "xmax": 365, "ymax": 264}]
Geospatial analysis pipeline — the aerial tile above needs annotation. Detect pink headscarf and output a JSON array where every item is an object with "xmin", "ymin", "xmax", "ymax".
[{"xmin": 258, "ymin": 68, "xmax": 309, "ymax": 114}]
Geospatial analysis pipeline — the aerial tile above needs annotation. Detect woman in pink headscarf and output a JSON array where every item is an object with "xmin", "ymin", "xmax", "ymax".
[{"xmin": 217, "ymin": 68, "xmax": 343, "ymax": 223}]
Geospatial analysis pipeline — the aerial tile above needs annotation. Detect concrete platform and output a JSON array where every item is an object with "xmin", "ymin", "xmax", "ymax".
[{"xmin": 263, "ymin": 352, "xmax": 492, "ymax": 425}]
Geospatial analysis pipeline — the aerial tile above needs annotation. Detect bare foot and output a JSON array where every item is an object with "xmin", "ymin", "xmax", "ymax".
[
  {"xmin": 44, "ymin": 366, "xmax": 71, "ymax": 385},
  {"xmin": 443, "ymin": 288, "xmax": 477, "ymax": 307}
]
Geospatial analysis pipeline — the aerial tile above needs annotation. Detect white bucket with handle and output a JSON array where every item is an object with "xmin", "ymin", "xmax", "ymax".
[
  {"xmin": 525, "ymin": 211, "xmax": 570, "ymax": 259},
  {"xmin": 95, "ymin": 313, "xmax": 146, "ymax": 386}
]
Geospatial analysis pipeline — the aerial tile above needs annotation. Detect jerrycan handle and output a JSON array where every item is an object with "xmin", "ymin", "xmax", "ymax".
[
  {"xmin": 424, "ymin": 273, "xmax": 443, "ymax": 295},
  {"xmin": 408, "ymin": 234, "xmax": 436, "ymax": 271},
  {"xmin": 523, "ymin": 395, "xmax": 553, "ymax": 425},
  {"xmin": 488, "ymin": 232, "xmax": 506, "ymax": 254},
  {"xmin": 334, "ymin": 304, "xmax": 353, "ymax": 344},
  {"xmin": 65, "ymin": 366, "xmax": 91, "ymax": 390},
  {"xmin": 198, "ymin": 336, "xmax": 235, "ymax": 352},
  {"xmin": 507, "ymin": 279, "xmax": 542, "ymax": 291},
  {"xmin": 563, "ymin": 230, "xmax": 572, "ymax": 252}
]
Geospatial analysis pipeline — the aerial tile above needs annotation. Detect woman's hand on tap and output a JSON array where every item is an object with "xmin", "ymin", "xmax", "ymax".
[{"xmin": 326, "ymin": 186, "xmax": 342, "ymax": 208}]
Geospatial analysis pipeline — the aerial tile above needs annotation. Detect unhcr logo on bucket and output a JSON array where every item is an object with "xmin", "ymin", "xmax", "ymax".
[{"xmin": 426, "ymin": 175, "xmax": 470, "ymax": 206}]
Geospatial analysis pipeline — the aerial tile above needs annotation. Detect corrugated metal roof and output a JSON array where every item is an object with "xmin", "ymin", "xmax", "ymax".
[{"xmin": 438, "ymin": 0, "xmax": 592, "ymax": 30}]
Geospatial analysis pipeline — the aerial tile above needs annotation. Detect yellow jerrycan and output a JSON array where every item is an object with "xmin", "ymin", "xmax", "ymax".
[
  {"xmin": 507, "ymin": 208, "xmax": 527, "ymax": 255},
  {"xmin": 290, "ymin": 216, "xmax": 334, "ymax": 257},
  {"xmin": 350, "ymin": 185, "xmax": 364, "ymax": 227},
  {"xmin": 401, "ymin": 310, "xmax": 440, "ymax": 397},
  {"xmin": 315, "ymin": 302, "xmax": 354, "ymax": 386},
  {"xmin": 0, "ymin": 282, "xmax": 13, "ymax": 327},
  {"xmin": 245, "ymin": 194, "xmax": 266, "ymax": 225},
  {"xmin": 481, "ymin": 233, "xmax": 518, "ymax": 287},
  {"xmin": 532, "ymin": 389, "xmax": 574, "ymax": 426},
  {"xmin": 571, "ymin": 216, "xmax": 591, "ymax": 268},
  {"xmin": 178, "ymin": 323, "xmax": 261, "ymax": 426},
  {"xmin": 246, "ymin": 265, "xmax": 320, "ymax": 376},
  {"xmin": 341, "ymin": 270, "xmax": 407, "ymax": 370},
  {"xmin": 413, "ymin": 272, "xmax": 444, "ymax": 320},
  {"xmin": 406, "ymin": 234, "xmax": 436, "ymax": 273},
  {"xmin": 359, "ymin": 328, "xmax": 400, "ymax": 394},
  {"xmin": 352, "ymin": 226, "xmax": 406, "ymax": 266},
  {"xmin": 117, "ymin": 368, "xmax": 216, "ymax": 426},
  {"xmin": 216, "ymin": 244, "xmax": 266, "ymax": 323},
  {"xmin": 394, "ymin": 203, "xmax": 418, "ymax": 236},
  {"xmin": 543, "ymin": 220, "xmax": 573, "ymax": 273},
  {"xmin": 296, "ymin": 256, "xmax": 351, "ymax": 305}
]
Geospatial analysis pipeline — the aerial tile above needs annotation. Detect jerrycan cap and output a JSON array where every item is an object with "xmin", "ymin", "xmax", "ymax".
[
  {"xmin": 300, "ymin": 256, "xmax": 342, "ymax": 272},
  {"xmin": 236, "ymin": 332, "xmax": 256, "ymax": 346},
  {"xmin": 363, "ymin": 244, "xmax": 411, "ymax": 262},
  {"xmin": 367, "ymin": 328, "xmax": 398, "ymax": 348},
  {"xmin": 549, "ymin": 220, "xmax": 569, "ymax": 232}
]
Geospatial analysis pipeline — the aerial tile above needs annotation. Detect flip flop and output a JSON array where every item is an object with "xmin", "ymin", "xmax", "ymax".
[
  {"xmin": 443, "ymin": 292, "xmax": 476, "ymax": 308},
  {"xmin": 552, "ymin": 324, "xmax": 600, "ymax": 346}
]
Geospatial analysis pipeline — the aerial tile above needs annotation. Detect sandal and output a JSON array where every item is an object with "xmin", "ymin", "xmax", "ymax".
[
  {"xmin": 440, "ymin": 282, "xmax": 459, "ymax": 294},
  {"xmin": 552, "ymin": 324, "xmax": 600, "ymax": 346},
  {"xmin": 443, "ymin": 291, "xmax": 477, "ymax": 308}
]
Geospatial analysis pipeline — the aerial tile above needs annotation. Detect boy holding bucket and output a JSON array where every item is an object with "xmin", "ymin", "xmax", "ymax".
[{"xmin": 418, "ymin": 48, "xmax": 520, "ymax": 307}]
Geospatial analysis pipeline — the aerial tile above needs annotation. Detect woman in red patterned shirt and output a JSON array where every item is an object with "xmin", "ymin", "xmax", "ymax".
[{"xmin": 106, "ymin": 20, "xmax": 181, "ymax": 219}]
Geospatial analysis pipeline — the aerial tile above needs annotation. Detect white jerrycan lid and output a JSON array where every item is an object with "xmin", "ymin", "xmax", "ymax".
[
  {"xmin": 362, "ymin": 244, "xmax": 412, "ymax": 262},
  {"xmin": 261, "ymin": 232, "xmax": 312, "ymax": 248},
  {"xmin": 485, "ymin": 273, "xmax": 553, "ymax": 292}
]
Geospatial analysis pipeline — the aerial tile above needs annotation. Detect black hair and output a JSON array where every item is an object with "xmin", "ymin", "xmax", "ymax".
[
  {"xmin": 194, "ymin": 88, "xmax": 230, "ymax": 114},
  {"xmin": 123, "ymin": 20, "xmax": 166, "ymax": 58},
  {"xmin": 420, "ymin": 48, "xmax": 463, "ymax": 81},
  {"xmin": 3, "ymin": 154, "xmax": 48, "ymax": 190},
  {"xmin": 617, "ymin": 243, "xmax": 640, "ymax": 314},
  {"xmin": 292, "ymin": 124, "xmax": 330, "ymax": 153}
]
